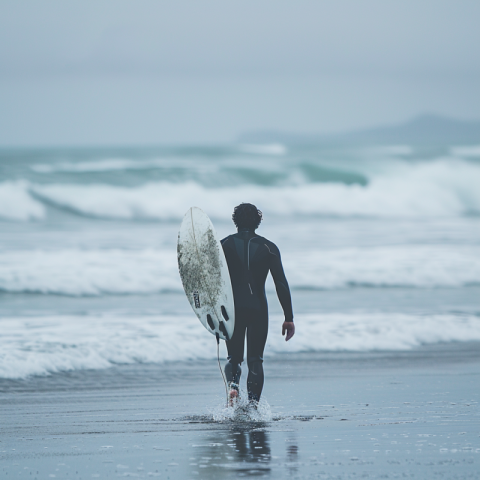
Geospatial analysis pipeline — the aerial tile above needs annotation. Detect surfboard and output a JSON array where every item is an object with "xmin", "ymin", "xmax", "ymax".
[{"xmin": 177, "ymin": 207, "xmax": 235, "ymax": 341}]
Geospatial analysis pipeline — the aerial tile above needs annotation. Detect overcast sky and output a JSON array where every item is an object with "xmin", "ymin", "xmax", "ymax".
[{"xmin": 1, "ymin": 0, "xmax": 479, "ymax": 146}]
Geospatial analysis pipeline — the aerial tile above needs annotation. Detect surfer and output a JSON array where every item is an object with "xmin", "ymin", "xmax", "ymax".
[{"xmin": 221, "ymin": 203, "xmax": 294, "ymax": 406}]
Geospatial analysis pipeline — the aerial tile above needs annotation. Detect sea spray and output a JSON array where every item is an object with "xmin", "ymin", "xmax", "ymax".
[{"xmin": 211, "ymin": 392, "xmax": 273, "ymax": 423}]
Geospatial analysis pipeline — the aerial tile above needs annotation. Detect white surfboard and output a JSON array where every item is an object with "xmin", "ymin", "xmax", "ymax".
[{"xmin": 177, "ymin": 207, "xmax": 235, "ymax": 341}]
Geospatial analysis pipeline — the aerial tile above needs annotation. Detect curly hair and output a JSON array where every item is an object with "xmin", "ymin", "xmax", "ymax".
[{"xmin": 232, "ymin": 203, "xmax": 263, "ymax": 230}]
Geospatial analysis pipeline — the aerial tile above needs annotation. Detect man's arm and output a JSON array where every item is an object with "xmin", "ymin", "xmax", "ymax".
[{"xmin": 266, "ymin": 242, "xmax": 294, "ymax": 340}]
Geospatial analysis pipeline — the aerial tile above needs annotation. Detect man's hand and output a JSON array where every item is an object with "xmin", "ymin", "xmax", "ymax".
[{"xmin": 282, "ymin": 321, "xmax": 295, "ymax": 341}]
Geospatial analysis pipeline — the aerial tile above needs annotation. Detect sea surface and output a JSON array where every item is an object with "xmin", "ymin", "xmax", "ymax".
[{"xmin": 0, "ymin": 142, "xmax": 479, "ymax": 379}]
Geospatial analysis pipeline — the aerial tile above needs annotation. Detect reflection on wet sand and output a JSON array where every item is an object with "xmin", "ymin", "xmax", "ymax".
[
  {"xmin": 189, "ymin": 425, "xmax": 271, "ymax": 477},
  {"xmin": 286, "ymin": 440, "xmax": 300, "ymax": 476}
]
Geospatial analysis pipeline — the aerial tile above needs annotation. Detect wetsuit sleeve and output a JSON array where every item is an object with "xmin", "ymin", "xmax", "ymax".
[
  {"xmin": 221, "ymin": 236, "xmax": 231, "ymax": 248},
  {"xmin": 267, "ymin": 243, "xmax": 294, "ymax": 322}
]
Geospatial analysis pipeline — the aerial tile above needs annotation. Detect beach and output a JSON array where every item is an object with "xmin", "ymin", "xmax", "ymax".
[{"xmin": 2, "ymin": 342, "xmax": 479, "ymax": 479}]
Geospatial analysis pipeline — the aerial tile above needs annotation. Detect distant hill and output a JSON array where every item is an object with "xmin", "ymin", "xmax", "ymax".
[{"xmin": 238, "ymin": 114, "xmax": 480, "ymax": 146}]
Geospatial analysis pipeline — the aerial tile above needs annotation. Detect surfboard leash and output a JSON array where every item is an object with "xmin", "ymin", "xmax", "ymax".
[{"xmin": 216, "ymin": 333, "xmax": 229, "ymax": 407}]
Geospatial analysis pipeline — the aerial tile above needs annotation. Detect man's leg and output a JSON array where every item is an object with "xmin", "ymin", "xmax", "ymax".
[
  {"xmin": 246, "ymin": 356, "xmax": 264, "ymax": 403},
  {"xmin": 225, "ymin": 314, "xmax": 246, "ymax": 403},
  {"xmin": 225, "ymin": 362, "xmax": 242, "ymax": 391},
  {"xmin": 246, "ymin": 311, "xmax": 268, "ymax": 404}
]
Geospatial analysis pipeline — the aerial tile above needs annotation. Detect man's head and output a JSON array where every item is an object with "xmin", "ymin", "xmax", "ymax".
[{"xmin": 232, "ymin": 203, "xmax": 263, "ymax": 231}]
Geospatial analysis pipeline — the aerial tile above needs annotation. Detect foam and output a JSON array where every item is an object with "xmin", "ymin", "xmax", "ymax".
[
  {"xmin": 1, "ymin": 312, "xmax": 479, "ymax": 379},
  {"xmin": 266, "ymin": 312, "xmax": 480, "ymax": 352},
  {"xmin": 30, "ymin": 148, "xmax": 286, "ymax": 174},
  {"xmin": 0, "ymin": 249, "xmax": 178, "ymax": 296},
  {"xmin": 30, "ymin": 159, "xmax": 480, "ymax": 219},
  {"xmin": 0, "ymin": 181, "xmax": 45, "ymax": 221},
  {"xmin": 31, "ymin": 158, "xmax": 177, "ymax": 173},
  {"xmin": 284, "ymin": 245, "xmax": 480, "ymax": 290},
  {"xmin": 0, "ymin": 314, "xmax": 210, "ymax": 379},
  {"xmin": 0, "ymin": 244, "xmax": 478, "ymax": 296}
]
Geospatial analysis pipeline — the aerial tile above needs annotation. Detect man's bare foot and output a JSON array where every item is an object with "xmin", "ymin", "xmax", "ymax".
[{"xmin": 229, "ymin": 389, "xmax": 239, "ymax": 407}]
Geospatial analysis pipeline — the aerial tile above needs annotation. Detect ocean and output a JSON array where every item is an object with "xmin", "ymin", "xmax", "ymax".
[{"xmin": 1, "ymin": 142, "xmax": 479, "ymax": 379}]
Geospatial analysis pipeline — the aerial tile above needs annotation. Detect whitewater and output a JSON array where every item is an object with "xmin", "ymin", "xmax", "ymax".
[
  {"xmin": 1, "ymin": 143, "xmax": 479, "ymax": 379},
  {"xmin": 2, "ymin": 312, "xmax": 480, "ymax": 379},
  {"xmin": 1, "ymin": 157, "xmax": 480, "ymax": 221},
  {"xmin": 0, "ymin": 244, "xmax": 479, "ymax": 296}
]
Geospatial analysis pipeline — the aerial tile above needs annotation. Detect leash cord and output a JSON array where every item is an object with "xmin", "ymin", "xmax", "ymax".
[{"xmin": 216, "ymin": 333, "xmax": 229, "ymax": 407}]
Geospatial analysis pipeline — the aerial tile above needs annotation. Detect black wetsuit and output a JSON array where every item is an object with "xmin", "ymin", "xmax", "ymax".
[{"xmin": 221, "ymin": 227, "xmax": 293, "ymax": 402}]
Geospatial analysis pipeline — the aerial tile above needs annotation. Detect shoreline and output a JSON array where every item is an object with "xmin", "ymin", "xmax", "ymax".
[
  {"xmin": 1, "ymin": 342, "xmax": 479, "ymax": 479},
  {"xmin": 1, "ymin": 340, "xmax": 479, "ymax": 392}
]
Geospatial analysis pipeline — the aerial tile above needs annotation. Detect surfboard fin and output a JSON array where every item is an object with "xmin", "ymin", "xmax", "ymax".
[
  {"xmin": 206, "ymin": 314, "xmax": 215, "ymax": 331},
  {"xmin": 219, "ymin": 321, "xmax": 229, "ymax": 341},
  {"xmin": 221, "ymin": 305, "xmax": 229, "ymax": 321}
]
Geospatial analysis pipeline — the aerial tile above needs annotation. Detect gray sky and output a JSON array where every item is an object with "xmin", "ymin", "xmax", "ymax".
[{"xmin": 1, "ymin": 0, "xmax": 479, "ymax": 146}]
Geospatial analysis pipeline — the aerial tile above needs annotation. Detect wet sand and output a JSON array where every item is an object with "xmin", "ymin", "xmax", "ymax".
[{"xmin": 1, "ymin": 342, "xmax": 480, "ymax": 479}]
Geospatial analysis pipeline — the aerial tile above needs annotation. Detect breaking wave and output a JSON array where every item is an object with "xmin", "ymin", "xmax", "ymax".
[
  {"xmin": 2, "ymin": 158, "xmax": 480, "ymax": 221},
  {"xmin": 1, "ymin": 312, "xmax": 479, "ymax": 379},
  {"xmin": 23, "ymin": 159, "xmax": 480, "ymax": 220},
  {"xmin": 0, "ymin": 245, "xmax": 478, "ymax": 296}
]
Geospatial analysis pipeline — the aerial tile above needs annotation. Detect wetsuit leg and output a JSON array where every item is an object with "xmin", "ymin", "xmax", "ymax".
[
  {"xmin": 225, "ymin": 313, "xmax": 247, "ymax": 389},
  {"xmin": 225, "ymin": 362, "xmax": 242, "ymax": 390},
  {"xmin": 246, "ymin": 309, "xmax": 268, "ymax": 403}
]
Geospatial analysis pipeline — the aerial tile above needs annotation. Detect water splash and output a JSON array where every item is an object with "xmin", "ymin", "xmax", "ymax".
[{"xmin": 210, "ymin": 391, "xmax": 272, "ymax": 423}]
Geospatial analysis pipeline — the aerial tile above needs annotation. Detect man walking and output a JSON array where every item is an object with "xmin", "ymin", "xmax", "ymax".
[{"xmin": 221, "ymin": 203, "xmax": 295, "ymax": 406}]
